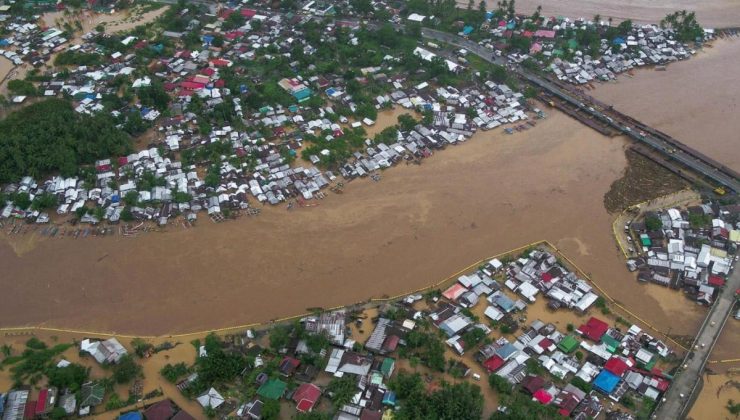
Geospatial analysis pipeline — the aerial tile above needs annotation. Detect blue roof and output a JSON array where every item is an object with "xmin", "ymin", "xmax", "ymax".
[
  {"xmin": 496, "ymin": 343, "xmax": 518, "ymax": 359},
  {"xmin": 613, "ymin": 37, "xmax": 625, "ymax": 45},
  {"xmin": 485, "ymin": 12, "xmax": 493, "ymax": 20},
  {"xmin": 491, "ymin": 293, "xmax": 515, "ymax": 311},
  {"xmin": 118, "ymin": 412, "xmax": 143, "ymax": 420},
  {"xmin": 0, "ymin": 39, "xmax": 9, "ymax": 46},
  {"xmin": 202, "ymin": 35, "xmax": 214, "ymax": 44},
  {"xmin": 382, "ymin": 391, "xmax": 396, "ymax": 406},
  {"xmin": 463, "ymin": 26, "xmax": 474, "ymax": 35},
  {"xmin": 593, "ymin": 370, "xmax": 620, "ymax": 394}
]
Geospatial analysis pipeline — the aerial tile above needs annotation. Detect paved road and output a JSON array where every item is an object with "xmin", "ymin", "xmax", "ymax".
[
  {"xmin": 419, "ymin": 28, "xmax": 740, "ymax": 193},
  {"xmin": 655, "ymin": 265, "xmax": 739, "ymax": 419}
]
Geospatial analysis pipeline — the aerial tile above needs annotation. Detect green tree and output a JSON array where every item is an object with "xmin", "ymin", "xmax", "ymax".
[
  {"xmin": 46, "ymin": 363, "xmax": 90, "ymax": 392},
  {"xmin": 112, "ymin": 354, "xmax": 143, "ymax": 384},
  {"xmin": 489, "ymin": 374, "xmax": 513, "ymax": 394},
  {"xmin": 327, "ymin": 375, "xmax": 356, "ymax": 409},
  {"xmin": 12, "ymin": 192, "xmax": 31, "ymax": 209},
  {"xmin": 269, "ymin": 325, "xmax": 291, "ymax": 351},
  {"xmin": 7, "ymin": 79, "xmax": 38, "ymax": 96},
  {"xmin": 570, "ymin": 376, "xmax": 592, "ymax": 393}
]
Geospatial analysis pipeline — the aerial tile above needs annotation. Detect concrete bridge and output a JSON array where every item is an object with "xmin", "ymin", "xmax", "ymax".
[{"xmin": 418, "ymin": 28, "xmax": 740, "ymax": 193}]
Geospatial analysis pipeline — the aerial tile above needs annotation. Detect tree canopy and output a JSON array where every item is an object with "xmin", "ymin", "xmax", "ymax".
[{"xmin": 0, "ymin": 99, "xmax": 132, "ymax": 183}]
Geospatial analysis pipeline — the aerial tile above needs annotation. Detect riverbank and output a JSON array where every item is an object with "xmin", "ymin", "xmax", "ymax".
[{"xmin": 0, "ymin": 109, "xmax": 705, "ymax": 337}]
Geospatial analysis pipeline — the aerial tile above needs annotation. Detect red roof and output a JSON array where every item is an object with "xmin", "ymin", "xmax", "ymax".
[
  {"xmin": 35, "ymin": 390, "xmax": 48, "ymax": 414},
  {"xmin": 578, "ymin": 317, "xmax": 609, "ymax": 342},
  {"xmin": 483, "ymin": 355, "xmax": 505, "ymax": 372},
  {"xmin": 541, "ymin": 272, "xmax": 553, "ymax": 282},
  {"xmin": 538, "ymin": 337, "xmax": 553, "ymax": 350},
  {"xmin": 118, "ymin": 156, "xmax": 129, "ymax": 166},
  {"xmin": 219, "ymin": 8, "xmax": 235, "ymax": 18},
  {"xmin": 293, "ymin": 383, "xmax": 321, "ymax": 412},
  {"xmin": 382, "ymin": 335, "xmax": 400, "ymax": 352},
  {"xmin": 224, "ymin": 31, "xmax": 244, "ymax": 40},
  {"xmin": 241, "ymin": 8, "xmax": 257, "ymax": 18},
  {"xmin": 522, "ymin": 30, "xmax": 534, "ymax": 38},
  {"xmin": 533, "ymin": 389, "xmax": 552, "ymax": 404},
  {"xmin": 144, "ymin": 399, "xmax": 175, "ymax": 420},
  {"xmin": 200, "ymin": 67, "xmax": 216, "ymax": 77},
  {"xmin": 24, "ymin": 401, "xmax": 36, "ymax": 419},
  {"xmin": 708, "ymin": 275, "xmax": 725, "ymax": 287},
  {"xmin": 211, "ymin": 58, "xmax": 230, "ymax": 67},
  {"xmin": 604, "ymin": 357, "xmax": 629, "ymax": 377},
  {"xmin": 180, "ymin": 81, "xmax": 206, "ymax": 90},
  {"xmin": 214, "ymin": 79, "xmax": 225, "ymax": 88}
]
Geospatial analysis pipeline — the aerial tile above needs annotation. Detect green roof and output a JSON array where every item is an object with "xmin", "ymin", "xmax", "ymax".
[
  {"xmin": 80, "ymin": 382, "xmax": 105, "ymax": 406},
  {"xmin": 293, "ymin": 87, "xmax": 312, "ymax": 102},
  {"xmin": 640, "ymin": 234, "xmax": 652, "ymax": 247},
  {"xmin": 557, "ymin": 335, "xmax": 579, "ymax": 353},
  {"xmin": 601, "ymin": 334, "xmax": 620, "ymax": 353},
  {"xmin": 381, "ymin": 358, "xmax": 395, "ymax": 376},
  {"xmin": 257, "ymin": 378, "xmax": 287, "ymax": 400}
]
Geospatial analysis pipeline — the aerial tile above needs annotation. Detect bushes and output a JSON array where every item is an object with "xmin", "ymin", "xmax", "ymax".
[
  {"xmin": 160, "ymin": 362, "xmax": 190, "ymax": 383},
  {"xmin": 112, "ymin": 355, "xmax": 143, "ymax": 384}
]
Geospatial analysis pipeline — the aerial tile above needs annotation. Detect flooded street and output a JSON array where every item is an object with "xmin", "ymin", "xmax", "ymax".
[
  {"xmin": 475, "ymin": 0, "xmax": 740, "ymax": 28},
  {"xmin": 0, "ymin": 110, "xmax": 705, "ymax": 337},
  {"xmin": 593, "ymin": 38, "xmax": 740, "ymax": 172}
]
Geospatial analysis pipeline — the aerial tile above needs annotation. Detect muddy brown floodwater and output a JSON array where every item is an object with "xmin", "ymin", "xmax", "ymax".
[
  {"xmin": 470, "ymin": 0, "xmax": 740, "ymax": 28},
  {"xmin": 593, "ymin": 38, "xmax": 740, "ymax": 173},
  {"xmin": 0, "ymin": 110, "xmax": 705, "ymax": 337}
]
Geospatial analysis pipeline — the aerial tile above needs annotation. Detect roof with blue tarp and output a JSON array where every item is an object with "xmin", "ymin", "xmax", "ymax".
[
  {"xmin": 202, "ymin": 35, "xmax": 214, "ymax": 45},
  {"xmin": 613, "ymin": 37, "xmax": 625, "ymax": 45},
  {"xmin": 382, "ymin": 391, "xmax": 396, "ymax": 406},
  {"xmin": 0, "ymin": 39, "xmax": 9, "ymax": 46},
  {"xmin": 118, "ymin": 412, "xmax": 143, "ymax": 420},
  {"xmin": 463, "ymin": 26, "xmax": 474, "ymax": 35},
  {"xmin": 593, "ymin": 370, "xmax": 620, "ymax": 394}
]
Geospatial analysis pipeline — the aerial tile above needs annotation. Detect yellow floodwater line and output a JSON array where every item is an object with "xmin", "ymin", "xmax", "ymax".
[
  {"xmin": 545, "ymin": 240, "xmax": 689, "ymax": 352},
  {"xmin": 0, "ymin": 241, "xmax": 546, "ymax": 340},
  {"xmin": 0, "ymin": 240, "xmax": 691, "ymax": 353},
  {"xmin": 610, "ymin": 188, "xmax": 694, "ymax": 260},
  {"xmin": 708, "ymin": 359, "xmax": 740, "ymax": 365}
]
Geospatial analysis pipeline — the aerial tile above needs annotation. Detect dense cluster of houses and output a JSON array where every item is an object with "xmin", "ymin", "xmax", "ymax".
[
  {"xmin": 627, "ymin": 203, "xmax": 739, "ymax": 305},
  {"xmin": 1, "ymin": 2, "xmax": 544, "ymax": 227},
  {"xmin": 546, "ymin": 24, "xmax": 703, "ymax": 84},
  {"xmin": 460, "ymin": 12, "xmax": 709, "ymax": 85},
  {"xmin": 358, "ymin": 248, "xmax": 676, "ymax": 416}
]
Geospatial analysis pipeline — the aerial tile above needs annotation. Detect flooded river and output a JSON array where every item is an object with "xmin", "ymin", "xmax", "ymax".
[
  {"xmin": 475, "ymin": 0, "xmax": 740, "ymax": 28},
  {"xmin": 593, "ymin": 38, "xmax": 740, "ymax": 173},
  {"xmin": 0, "ymin": 111, "xmax": 705, "ymax": 337}
]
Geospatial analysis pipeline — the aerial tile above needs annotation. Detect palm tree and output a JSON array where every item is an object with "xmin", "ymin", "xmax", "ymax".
[{"xmin": 1, "ymin": 344, "xmax": 12, "ymax": 357}]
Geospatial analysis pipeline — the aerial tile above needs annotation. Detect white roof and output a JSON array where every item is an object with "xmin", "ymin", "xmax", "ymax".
[{"xmin": 197, "ymin": 388, "xmax": 225, "ymax": 408}]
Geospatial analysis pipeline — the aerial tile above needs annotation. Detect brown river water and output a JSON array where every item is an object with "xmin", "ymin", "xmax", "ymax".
[
  {"xmin": 0, "ymin": 110, "xmax": 705, "ymax": 336},
  {"xmin": 593, "ymin": 38, "xmax": 740, "ymax": 173},
  {"xmin": 476, "ymin": 0, "xmax": 740, "ymax": 28}
]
